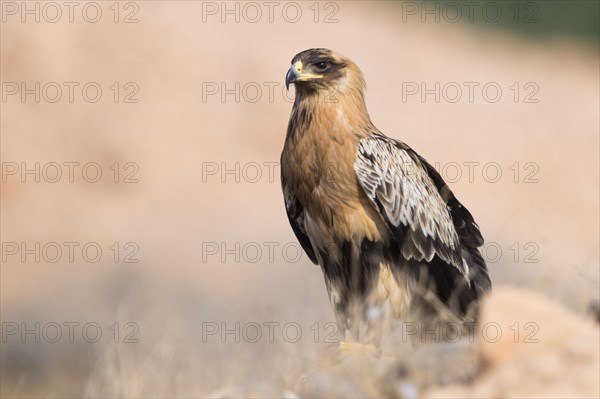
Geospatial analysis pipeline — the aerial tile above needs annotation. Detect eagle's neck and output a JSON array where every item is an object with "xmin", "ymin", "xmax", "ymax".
[{"xmin": 287, "ymin": 85, "xmax": 375, "ymax": 141}]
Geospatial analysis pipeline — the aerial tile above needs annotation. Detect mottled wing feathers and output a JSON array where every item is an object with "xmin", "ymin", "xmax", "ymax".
[
  {"xmin": 417, "ymin": 154, "xmax": 484, "ymax": 248},
  {"xmin": 354, "ymin": 135, "xmax": 473, "ymax": 278},
  {"xmin": 412, "ymin": 149, "xmax": 491, "ymax": 296},
  {"xmin": 282, "ymin": 175, "xmax": 318, "ymax": 265}
]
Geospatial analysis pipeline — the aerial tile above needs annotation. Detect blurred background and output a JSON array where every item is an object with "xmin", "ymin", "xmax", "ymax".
[{"xmin": 1, "ymin": 1, "xmax": 598, "ymax": 397}]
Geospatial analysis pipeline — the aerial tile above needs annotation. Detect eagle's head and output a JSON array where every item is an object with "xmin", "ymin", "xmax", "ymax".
[{"xmin": 285, "ymin": 48, "xmax": 365, "ymax": 96}]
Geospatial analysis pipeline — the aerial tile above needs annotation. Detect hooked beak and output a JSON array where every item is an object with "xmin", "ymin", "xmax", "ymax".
[{"xmin": 285, "ymin": 61, "xmax": 302, "ymax": 90}]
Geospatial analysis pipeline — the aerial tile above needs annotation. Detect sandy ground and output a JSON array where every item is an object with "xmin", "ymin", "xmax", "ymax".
[{"xmin": 1, "ymin": 1, "xmax": 598, "ymax": 397}]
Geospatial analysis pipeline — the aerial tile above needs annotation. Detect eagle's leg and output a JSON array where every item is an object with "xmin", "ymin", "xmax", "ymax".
[
  {"xmin": 323, "ymin": 239, "xmax": 397, "ymax": 348},
  {"xmin": 323, "ymin": 278, "xmax": 359, "ymax": 341},
  {"xmin": 334, "ymin": 299, "xmax": 379, "ymax": 355}
]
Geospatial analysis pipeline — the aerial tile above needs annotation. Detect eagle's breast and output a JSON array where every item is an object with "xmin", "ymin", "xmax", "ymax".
[{"xmin": 281, "ymin": 105, "xmax": 387, "ymax": 249}]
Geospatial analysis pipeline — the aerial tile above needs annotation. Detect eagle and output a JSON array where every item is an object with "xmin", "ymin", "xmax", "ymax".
[{"xmin": 281, "ymin": 48, "xmax": 491, "ymax": 345}]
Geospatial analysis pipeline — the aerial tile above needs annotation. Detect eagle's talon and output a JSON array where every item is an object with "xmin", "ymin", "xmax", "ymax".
[{"xmin": 339, "ymin": 341, "xmax": 378, "ymax": 355}]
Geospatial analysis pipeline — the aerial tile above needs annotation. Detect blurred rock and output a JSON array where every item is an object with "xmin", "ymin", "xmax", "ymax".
[
  {"xmin": 427, "ymin": 287, "xmax": 600, "ymax": 398},
  {"xmin": 401, "ymin": 341, "xmax": 480, "ymax": 387}
]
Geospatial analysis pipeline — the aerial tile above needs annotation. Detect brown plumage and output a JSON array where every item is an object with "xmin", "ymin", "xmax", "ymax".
[{"xmin": 281, "ymin": 48, "xmax": 491, "ymax": 344}]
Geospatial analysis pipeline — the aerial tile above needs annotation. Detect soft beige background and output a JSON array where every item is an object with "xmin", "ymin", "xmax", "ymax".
[{"xmin": 1, "ymin": 1, "xmax": 598, "ymax": 397}]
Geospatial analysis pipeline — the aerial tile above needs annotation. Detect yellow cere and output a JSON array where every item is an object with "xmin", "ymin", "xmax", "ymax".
[{"xmin": 294, "ymin": 60, "xmax": 323, "ymax": 81}]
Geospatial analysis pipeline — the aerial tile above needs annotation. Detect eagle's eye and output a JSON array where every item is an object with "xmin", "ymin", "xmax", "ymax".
[{"xmin": 313, "ymin": 61, "xmax": 330, "ymax": 72}]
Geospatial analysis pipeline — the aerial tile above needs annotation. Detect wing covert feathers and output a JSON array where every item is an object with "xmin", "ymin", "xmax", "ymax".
[{"xmin": 354, "ymin": 135, "xmax": 483, "ymax": 280}]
